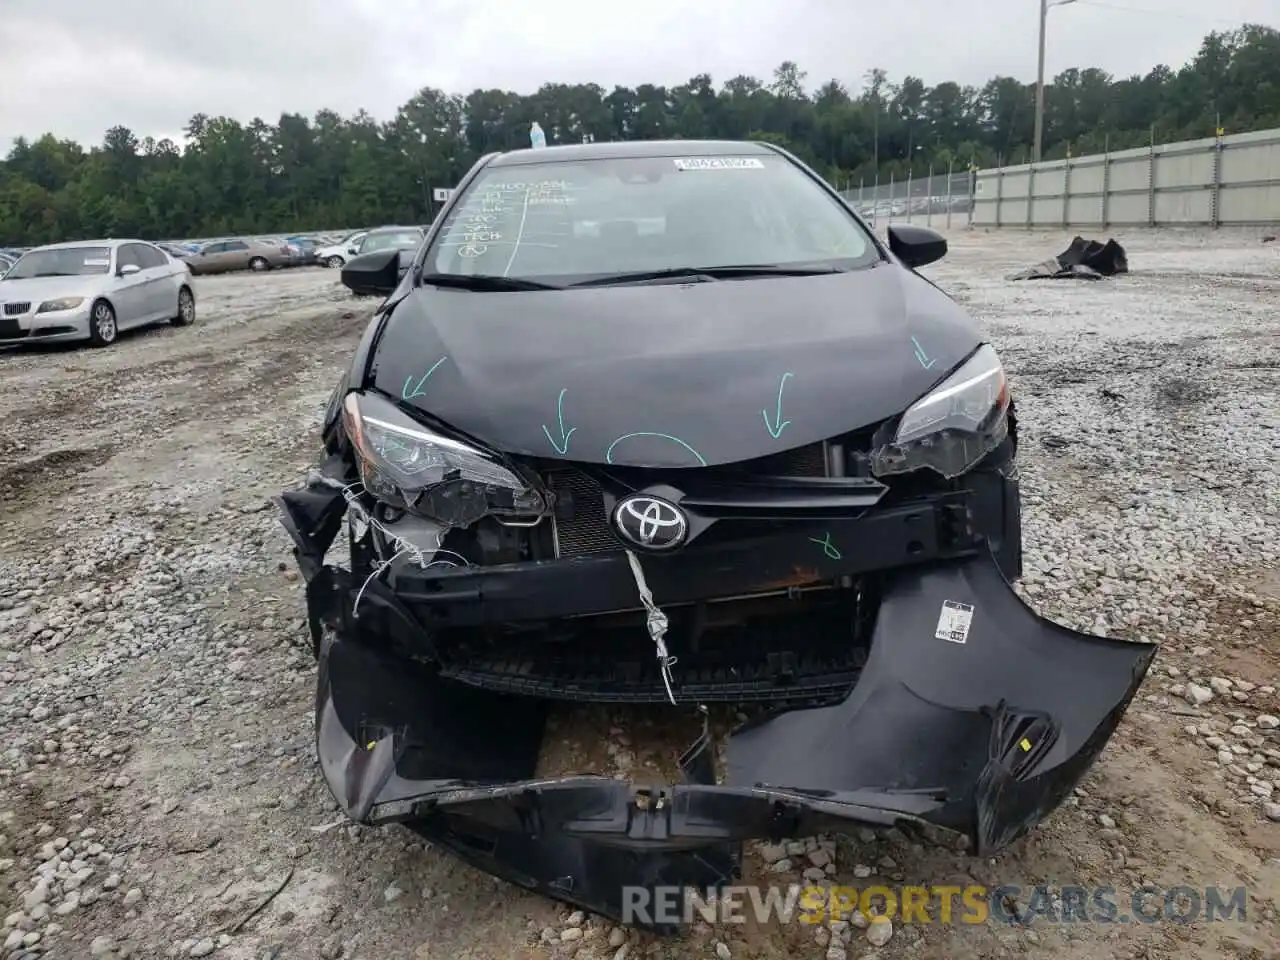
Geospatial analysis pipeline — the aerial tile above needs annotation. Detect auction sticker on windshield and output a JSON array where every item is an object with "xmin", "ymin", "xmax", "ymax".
[
  {"xmin": 673, "ymin": 157, "xmax": 765, "ymax": 170},
  {"xmin": 84, "ymin": 258, "xmax": 110, "ymax": 266}
]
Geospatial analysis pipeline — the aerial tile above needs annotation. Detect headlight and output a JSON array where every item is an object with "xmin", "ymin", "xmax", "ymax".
[
  {"xmin": 870, "ymin": 343, "xmax": 1011, "ymax": 479},
  {"xmin": 341, "ymin": 391, "xmax": 547, "ymax": 525},
  {"xmin": 36, "ymin": 297, "xmax": 85, "ymax": 314}
]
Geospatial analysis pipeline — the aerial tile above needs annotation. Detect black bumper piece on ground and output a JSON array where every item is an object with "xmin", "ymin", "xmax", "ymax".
[{"xmin": 278, "ymin": 467, "xmax": 1155, "ymax": 927}]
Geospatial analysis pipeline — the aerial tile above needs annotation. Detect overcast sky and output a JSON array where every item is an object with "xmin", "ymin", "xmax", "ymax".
[{"xmin": 1, "ymin": 0, "xmax": 1274, "ymax": 153}]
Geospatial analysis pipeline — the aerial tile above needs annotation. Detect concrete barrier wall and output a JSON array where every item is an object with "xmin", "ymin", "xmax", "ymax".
[{"xmin": 973, "ymin": 128, "xmax": 1280, "ymax": 228}]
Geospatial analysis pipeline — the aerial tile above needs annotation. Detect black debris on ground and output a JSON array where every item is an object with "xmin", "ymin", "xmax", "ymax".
[{"xmin": 1009, "ymin": 236, "xmax": 1130, "ymax": 280}]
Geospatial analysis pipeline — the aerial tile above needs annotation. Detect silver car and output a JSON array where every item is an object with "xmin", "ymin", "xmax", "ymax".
[
  {"xmin": 0, "ymin": 239, "xmax": 196, "ymax": 348},
  {"xmin": 185, "ymin": 237, "xmax": 292, "ymax": 275}
]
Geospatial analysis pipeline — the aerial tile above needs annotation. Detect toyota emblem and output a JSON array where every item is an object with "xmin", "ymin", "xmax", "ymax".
[{"xmin": 613, "ymin": 495, "xmax": 689, "ymax": 551}]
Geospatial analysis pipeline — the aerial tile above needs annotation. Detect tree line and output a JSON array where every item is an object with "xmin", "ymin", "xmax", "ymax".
[{"xmin": 1, "ymin": 24, "xmax": 1276, "ymax": 246}]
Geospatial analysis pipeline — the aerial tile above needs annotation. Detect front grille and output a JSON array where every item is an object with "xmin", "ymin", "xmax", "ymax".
[
  {"xmin": 546, "ymin": 441, "xmax": 831, "ymax": 558},
  {"xmin": 3, "ymin": 302, "xmax": 31, "ymax": 316},
  {"xmin": 547, "ymin": 469, "xmax": 617, "ymax": 557}
]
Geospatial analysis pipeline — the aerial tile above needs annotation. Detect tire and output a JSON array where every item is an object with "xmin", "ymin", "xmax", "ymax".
[
  {"xmin": 171, "ymin": 286, "xmax": 196, "ymax": 327},
  {"xmin": 87, "ymin": 300, "xmax": 118, "ymax": 347},
  {"xmin": 326, "ymin": 255, "xmax": 345, "ymax": 269},
  {"xmin": 249, "ymin": 257, "xmax": 269, "ymax": 272}
]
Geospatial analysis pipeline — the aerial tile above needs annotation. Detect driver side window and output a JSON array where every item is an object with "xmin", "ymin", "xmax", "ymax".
[
  {"xmin": 137, "ymin": 245, "xmax": 166, "ymax": 269},
  {"xmin": 117, "ymin": 245, "xmax": 142, "ymax": 270}
]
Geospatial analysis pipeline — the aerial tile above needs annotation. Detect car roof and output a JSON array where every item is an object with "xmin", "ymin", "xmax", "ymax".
[
  {"xmin": 365, "ymin": 225, "xmax": 423, "ymax": 235},
  {"xmin": 28, "ymin": 239, "xmax": 132, "ymax": 251},
  {"xmin": 486, "ymin": 138, "xmax": 777, "ymax": 168}
]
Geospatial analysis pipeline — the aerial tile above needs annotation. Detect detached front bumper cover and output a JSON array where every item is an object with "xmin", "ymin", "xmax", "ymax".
[{"xmin": 276, "ymin": 473, "xmax": 1156, "ymax": 929}]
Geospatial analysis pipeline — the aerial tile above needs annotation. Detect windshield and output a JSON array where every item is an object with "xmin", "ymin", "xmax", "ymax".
[
  {"xmin": 426, "ymin": 153, "xmax": 878, "ymax": 282},
  {"xmin": 5, "ymin": 246, "xmax": 112, "ymax": 280},
  {"xmin": 362, "ymin": 230, "xmax": 423, "ymax": 254}
]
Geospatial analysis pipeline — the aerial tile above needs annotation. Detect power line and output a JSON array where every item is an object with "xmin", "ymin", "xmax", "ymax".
[{"xmin": 1073, "ymin": 0, "xmax": 1262, "ymax": 27}]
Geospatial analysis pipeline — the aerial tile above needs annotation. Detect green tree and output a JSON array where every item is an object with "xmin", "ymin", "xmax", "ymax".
[{"xmin": 0, "ymin": 24, "xmax": 1276, "ymax": 245}]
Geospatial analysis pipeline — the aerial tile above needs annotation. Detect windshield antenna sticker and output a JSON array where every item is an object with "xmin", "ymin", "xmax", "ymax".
[
  {"xmin": 541, "ymin": 388, "xmax": 577, "ymax": 455},
  {"xmin": 808, "ymin": 532, "xmax": 842, "ymax": 560},
  {"xmin": 605, "ymin": 433, "xmax": 707, "ymax": 467},
  {"xmin": 911, "ymin": 336, "xmax": 937, "ymax": 370},
  {"xmin": 762, "ymin": 372, "xmax": 794, "ymax": 439},
  {"xmin": 402, "ymin": 356, "xmax": 448, "ymax": 401}
]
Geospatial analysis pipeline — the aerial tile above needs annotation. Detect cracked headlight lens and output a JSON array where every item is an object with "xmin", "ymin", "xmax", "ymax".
[
  {"xmin": 870, "ymin": 343, "xmax": 1011, "ymax": 479},
  {"xmin": 341, "ymin": 391, "xmax": 547, "ymax": 524}
]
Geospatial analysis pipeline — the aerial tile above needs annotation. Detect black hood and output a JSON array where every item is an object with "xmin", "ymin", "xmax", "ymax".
[{"xmin": 368, "ymin": 265, "xmax": 981, "ymax": 468}]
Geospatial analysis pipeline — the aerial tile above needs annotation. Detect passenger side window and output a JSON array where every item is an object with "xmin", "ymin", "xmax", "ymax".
[
  {"xmin": 202, "ymin": 242, "xmax": 224, "ymax": 255},
  {"xmin": 226, "ymin": 241, "xmax": 249, "ymax": 252}
]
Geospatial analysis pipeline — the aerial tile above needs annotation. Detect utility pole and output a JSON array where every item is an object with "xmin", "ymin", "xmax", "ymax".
[
  {"xmin": 1034, "ymin": 0, "xmax": 1077, "ymax": 163},
  {"xmin": 872, "ymin": 98, "xmax": 879, "ymax": 173}
]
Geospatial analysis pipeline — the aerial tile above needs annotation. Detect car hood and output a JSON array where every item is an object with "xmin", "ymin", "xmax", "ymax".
[
  {"xmin": 369, "ymin": 265, "xmax": 983, "ymax": 468},
  {"xmin": 0, "ymin": 275, "xmax": 108, "ymax": 301}
]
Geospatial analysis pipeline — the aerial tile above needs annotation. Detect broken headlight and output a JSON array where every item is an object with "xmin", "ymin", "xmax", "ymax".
[
  {"xmin": 341, "ymin": 391, "xmax": 548, "ymax": 525},
  {"xmin": 870, "ymin": 343, "xmax": 1011, "ymax": 479}
]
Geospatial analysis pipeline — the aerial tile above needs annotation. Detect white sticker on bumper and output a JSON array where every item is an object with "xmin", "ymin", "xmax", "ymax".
[{"xmin": 935, "ymin": 600, "xmax": 974, "ymax": 644}]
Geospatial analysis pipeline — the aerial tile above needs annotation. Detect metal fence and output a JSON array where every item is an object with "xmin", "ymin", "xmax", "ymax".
[
  {"xmin": 973, "ymin": 126, "xmax": 1280, "ymax": 228},
  {"xmin": 838, "ymin": 168, "xmax": 976, "ymax": 229}
]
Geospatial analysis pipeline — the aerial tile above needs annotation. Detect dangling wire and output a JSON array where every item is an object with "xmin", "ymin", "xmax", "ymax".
[
  {"xmin": 313, "ymin": 475, "xmax": 472, "ymax": 617},
  {"xmin": 625, "ymin": 549, "xmax": 678, "ymax": 705}
]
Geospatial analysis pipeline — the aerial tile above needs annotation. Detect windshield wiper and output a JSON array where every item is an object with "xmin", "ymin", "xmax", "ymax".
[
  {"xmin": 568, "ymin": 264, "xmax": 845, "ymax": 288},
  {"xmin": 419, "ymin": 273, "xmax": 562, "ymax": 291},
  {"xmin": 31, "ymin": 272, "xmax": 75, "ymax": 278}
]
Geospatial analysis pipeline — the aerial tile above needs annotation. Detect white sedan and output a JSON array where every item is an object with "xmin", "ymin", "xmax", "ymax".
[
  {"xmin": 0, "ymin": 239, "xmax": 196, "ymax": 348},
  {"xmin": 315, "ymin": 231, "xmax": 369, "ymax": 268}
]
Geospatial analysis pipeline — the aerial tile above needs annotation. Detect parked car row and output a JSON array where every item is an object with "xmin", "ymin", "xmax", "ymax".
[
  {"xmin": 854, "ymin": 195, "xmax": 973, "ymax": 220},
  {"xmin": 315, "ymin": 223, "xmax": 432, "ymax": 269},
  {"xmin": 148, "ymin": 233, "xmax": 347, "ymax": 274},
  {"xmin": 0, "ymin": 224, "xmax": 436, "ymax": 288}
]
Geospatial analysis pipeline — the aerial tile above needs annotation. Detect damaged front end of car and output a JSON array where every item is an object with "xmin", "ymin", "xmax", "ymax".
[{"xmin": 275, "ymin": 381, "xmax": 1156, "ymax": 930}]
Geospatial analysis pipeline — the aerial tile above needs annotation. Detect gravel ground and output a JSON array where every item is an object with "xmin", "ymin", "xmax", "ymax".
[{"xmin": 1, "ymin": 229, "xmax": 1278, "ymax": 960}]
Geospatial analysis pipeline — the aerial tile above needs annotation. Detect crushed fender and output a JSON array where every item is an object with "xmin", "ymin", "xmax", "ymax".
[
  {"xmin": 1009, "ymin": 236, "xmax": 1129, "ymax": 280},
  {"xmin": 276, "ymin": 464, "xmax": 1156, "ymax": 929}
]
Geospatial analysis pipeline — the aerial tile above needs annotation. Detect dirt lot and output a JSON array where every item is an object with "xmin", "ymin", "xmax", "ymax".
[{"xmin": 1, "ymin": 229, "xmax": 1278, "ymax": 960}]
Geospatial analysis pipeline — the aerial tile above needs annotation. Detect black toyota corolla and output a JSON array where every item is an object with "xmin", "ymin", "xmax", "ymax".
[{"xmin": 277, "ymin": 139, "xmax": 1154, "ymax": 925}]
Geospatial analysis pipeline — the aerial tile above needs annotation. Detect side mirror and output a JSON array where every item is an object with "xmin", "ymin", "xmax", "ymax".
[
  {"xmin": 348, "ymin": 246, "xmax": 360, "ymax": 255},
  {"xmin": 886, "ymin": 224, "xmax": 947, "ymax": 269},
  {"xmin": 118, "ymin": 263, "xmax": 141, "ymax": 277},
  {"xmin": 341, "ymin": 249, "xmax": 402, "ymax": 297}
]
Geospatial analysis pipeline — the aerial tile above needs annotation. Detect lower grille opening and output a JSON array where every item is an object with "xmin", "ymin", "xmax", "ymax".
[{"xmin": 436, "ymin": 585, "xmax": 875, "ymax": 706}]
